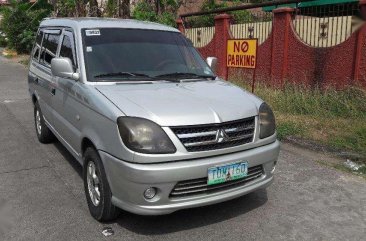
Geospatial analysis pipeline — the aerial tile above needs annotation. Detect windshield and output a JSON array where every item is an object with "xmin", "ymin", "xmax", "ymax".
[{"xmin": 82, "ymin": 28, "xmax": 215, "ymax": 82}]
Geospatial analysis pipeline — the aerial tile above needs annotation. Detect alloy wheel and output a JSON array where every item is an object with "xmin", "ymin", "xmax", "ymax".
[{"xmin": 87, "ymin": 161, "xmax": 101, "ymax": 206}]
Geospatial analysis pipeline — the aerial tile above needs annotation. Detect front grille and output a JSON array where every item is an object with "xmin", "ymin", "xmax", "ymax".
[
  {"xmin": 170, "ymin": 165, "xmax": 264, "ymax": 199},
  {"xmin": 171, "ymin": 117, "xmax": 255, "ymax": 152}
]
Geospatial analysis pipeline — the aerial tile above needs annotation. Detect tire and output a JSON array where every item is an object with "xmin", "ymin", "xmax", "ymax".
[
  {"xmin": 83, "ymin": 147, "xmax": 120, "ymax": 221},
  {"xmin": 34, "ymin": 101, "xmax": 55, "ymax": 143}
]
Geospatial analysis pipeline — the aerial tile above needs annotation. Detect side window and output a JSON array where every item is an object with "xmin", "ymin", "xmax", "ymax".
[
  {"xmin": 33, "ymin": 48, "xmax": 40, "ymax": 60},
  {"xmin": 32, "ymin": 30, "xmax": 43, "ymax": 61},
  {"xmin": 40, "ymin": 32, "xmax": 61, "ymax": 66},
  {"xmin": 59, "ymin": 33, "xmax": 77, "ymax": 69}
]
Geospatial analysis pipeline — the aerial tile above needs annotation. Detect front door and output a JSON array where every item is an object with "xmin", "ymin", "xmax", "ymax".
[{"xmin": 52, "ymin": 29, "xmax": 82, "ymax": 156}]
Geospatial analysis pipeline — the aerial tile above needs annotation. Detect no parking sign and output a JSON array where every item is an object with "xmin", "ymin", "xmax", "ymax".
[
  {"xmin": 227, "ymin": 39, "xmax": 258, "ymax": 69},
  {"xmin": 227, "ymin": 39, "xmax": 258, "ymax": 92}
]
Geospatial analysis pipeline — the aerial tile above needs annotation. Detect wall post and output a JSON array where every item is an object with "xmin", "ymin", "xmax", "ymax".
[
  {"xmin": 354, "ymin": 0, "xmax": 366, "ymax": 83},
  {"xmin": 213, "ymin": 14, "xmax": 232, "ymax": 80},
  {"xmin": 271, "ymin": 8, "xmax": 295, "ymax": 86},
  {"xmin": 176, "ymin": 19, "xmax": 185, "ymax": 34}
]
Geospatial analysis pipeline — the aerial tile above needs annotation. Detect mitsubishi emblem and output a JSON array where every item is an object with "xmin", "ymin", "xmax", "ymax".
[{"xmin": 216, "ymin": 129, "xmax": 228, "ymax": 143}]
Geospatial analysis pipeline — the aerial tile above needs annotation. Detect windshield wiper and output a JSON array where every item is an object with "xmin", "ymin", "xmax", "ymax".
[
  {"xmin": 94, "ymin": 72, "xmax": 154, "ymax": 79},
  {"xmin": 154, "ymin": 72, "xmax": 216, "ymax": 80}
]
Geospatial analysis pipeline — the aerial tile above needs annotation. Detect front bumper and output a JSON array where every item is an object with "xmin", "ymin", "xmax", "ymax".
[{"xmin": 99, "ymin": 140, "xmax": 280, "ymax": 215}]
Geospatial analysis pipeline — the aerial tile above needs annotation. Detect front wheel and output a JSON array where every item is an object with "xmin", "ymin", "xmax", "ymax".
[{"xmin": 83, "ymin": 147, "xmax": 120, "ymax": 221}]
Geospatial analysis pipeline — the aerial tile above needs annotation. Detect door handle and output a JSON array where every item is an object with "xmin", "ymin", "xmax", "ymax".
[{"xmin": 51, "ymin": 88, "xmax": 56, "ymax": 95}]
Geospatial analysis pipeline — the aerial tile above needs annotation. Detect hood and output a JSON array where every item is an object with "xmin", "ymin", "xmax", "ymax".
[{"xmin": 96, "ymin": 80, "xmax": 262, "ymax": 126}]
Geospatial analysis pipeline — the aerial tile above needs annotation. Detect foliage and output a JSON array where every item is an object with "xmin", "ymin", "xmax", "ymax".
[
  {"xmin": 132, "ymin": 1, "xmax": 157, "ymax": 22},
  {"xmin": 0, "ymin": 6, "xmax": 7, "ymax": 47},
  {"xmin": 106, "ymin": 0, "xmax": 118, "ymax": 17},
  {"xmin": 0, "ymin": 33, "xmax": 7, "ymax": 47},
  {"xmin": 0, "ymin": 0, "xmax": 52, "ymax": 54},
  {"xmin": 232, "ymin": 80, "xmax": 366, "ymax": 157},
  {"xmin": 186, "ymin": 0, "xmax": 225, "ymax": 27},
  {"xmin": 132, "ymin": 0, "xmax": 178, "ymax": 27},
  {"xmin": 252, "ymin": 84, "xmax": 366, "ymax": 118},
  {"xmin": 157, "ymin": 11, "xmax": 176, "ymax": 26},
  {"xmin": 54, "ymin": 0, "xmax": 76, "ymax": 17},
  {"xmin": 276, "ymin": 122, "xmax": 304, "ymax": 140},
  {"xmin": 104, "ymin": 0, "xmax": 130, "ymax": 18},
  {"xmin": 187, "ymin": 0, "xmax": 254, "ymax": 28}
]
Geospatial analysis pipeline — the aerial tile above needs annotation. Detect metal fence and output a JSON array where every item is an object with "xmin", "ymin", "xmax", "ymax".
[
  {"xmin": 230, "ymin": 11, "xmax": 273, "ymax": 44},
  {"xmin": 292, "ymin": 2, "xmax": 361, "ymax": 47},
  {"xmin": 182, "ymin": 0, "xmax": 363, "ymax": 49},
  {"xmin": 185, "ymin": 27, "xmax": 215, "ymax": 48}
]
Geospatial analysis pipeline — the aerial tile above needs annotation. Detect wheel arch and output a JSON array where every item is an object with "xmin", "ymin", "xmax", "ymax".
[{"xmin": 81, "ymin": 137, "xmax": 97, "ymax": 159}]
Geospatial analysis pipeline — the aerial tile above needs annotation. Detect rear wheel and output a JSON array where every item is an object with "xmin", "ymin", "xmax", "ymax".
[
  {"xmin": 34, "ymin": 102, "xmax": 55, "ymax": 143},
  {"xmin": 83, "ymin": 147, "xmax": 120, "ymax": 221}
]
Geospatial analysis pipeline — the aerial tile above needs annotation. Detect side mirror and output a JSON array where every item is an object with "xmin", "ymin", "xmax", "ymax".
[
  {"xmin": 51, "ymin": 57, "xmax": 79, "ymax": 81},
  {"xmin": 206, "ymin": 57, "xmax": 218, "ymax": 74}
]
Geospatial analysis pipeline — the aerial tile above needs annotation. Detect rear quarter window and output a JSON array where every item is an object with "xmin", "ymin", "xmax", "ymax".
[{"xmin": 32, "ymin": 30, "xmax": 44, "ymax": 61}]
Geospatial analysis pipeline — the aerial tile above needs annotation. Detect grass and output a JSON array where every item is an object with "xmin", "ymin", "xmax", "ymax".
[
  {"xmin": 19, "ymin": 57, "xmax": 29, "ymax": 66},
  {"xmin": 232, "ymin": 80, "xmax": 366, "ymax": 162},
  {"xmin": 276, "ymin": 121, "xmax": 304, "ymax": 140}
]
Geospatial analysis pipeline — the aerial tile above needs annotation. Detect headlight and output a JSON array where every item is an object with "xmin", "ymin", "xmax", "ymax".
[
  {"xmin": 259, "ymin": 102, "xmax": 276, "ymax": 139},
  {"xmin": 117, "ymin": 117, "xmax": 176, "ymax": 154}
]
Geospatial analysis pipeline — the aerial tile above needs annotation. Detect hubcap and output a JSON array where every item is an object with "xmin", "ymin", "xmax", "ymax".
[
  {"xmin": 87, "ymin": 161, "xmax": 101, "ymax": 206},
  {"xmin": 35, "ymin": 110, "xmax": 42, "ymax": 135}
]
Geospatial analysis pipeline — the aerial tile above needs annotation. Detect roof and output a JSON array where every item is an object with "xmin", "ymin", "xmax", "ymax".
[
  {"xmin": 263, "ymin": 0, "xmax": 358, "ymax": 12},
  {"xmin": 40, "ymin": 18, "xmax": 180, "ymax": 33}
]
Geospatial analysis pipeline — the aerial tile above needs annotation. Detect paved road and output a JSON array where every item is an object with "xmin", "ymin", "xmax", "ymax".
[{"xmin": 0, "ymin": 57, "xmax": 365, "ymax": 241}]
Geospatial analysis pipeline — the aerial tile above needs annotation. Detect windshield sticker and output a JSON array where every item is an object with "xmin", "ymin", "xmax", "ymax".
[
  {"xmin": 85, "ymin": 29, "xmax": 100, "ymax": 36},
  {"xmin": 86, "ymin": 46, "xmax": 93, "ymax": 52}
]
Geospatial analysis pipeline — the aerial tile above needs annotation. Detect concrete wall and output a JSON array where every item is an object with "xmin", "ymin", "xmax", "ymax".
[{"xmin": 177, "ymin": 1, "xmax": 366, "ymax": 89}]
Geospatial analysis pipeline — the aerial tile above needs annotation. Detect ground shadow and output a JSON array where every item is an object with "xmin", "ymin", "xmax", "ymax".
[
  {"xmin": 115, "ymin": 189, "xmax": 268, "ymax": 235},
  {"xmin": 53, "ymin": 140, "xmax": 83, "ymax": 178}
]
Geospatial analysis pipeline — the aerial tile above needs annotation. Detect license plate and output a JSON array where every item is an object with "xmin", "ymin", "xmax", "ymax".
[{"xmin": 208, "ymin": 162, "xmax": 248, "ymax": 185}]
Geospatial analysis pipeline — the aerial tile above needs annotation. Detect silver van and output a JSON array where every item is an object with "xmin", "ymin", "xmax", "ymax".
[{"xmin": 28, "ymin": 18, "xmax": 280, "ymax": 221}]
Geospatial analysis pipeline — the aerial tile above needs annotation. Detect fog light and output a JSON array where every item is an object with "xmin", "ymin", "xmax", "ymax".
[{"xmin": 144, "ymin": 187, "xmax": 157, "ymax": 199}]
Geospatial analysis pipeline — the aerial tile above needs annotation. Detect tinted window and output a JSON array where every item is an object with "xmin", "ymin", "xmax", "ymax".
[
  {"xmin": 59, "ymin": 34, "xmax": 77, "ymax": 68},
  {"xmin": 40, "ymin": 32, "xmax": 60, "ymax": 66},
  {"xmin": 82, "ymin": 28, "xmax": 213, "ymax": 82},
  {"xmin": 32, "ymin": 30, "xmax": 43, "ymax": 61},
  {"xmin": 44, "ymin": 34, "xmax": 59, "ymax": 54},
  {"xmin": 33, "ymin": 48, "xmax": 40, "ymax": 60}
]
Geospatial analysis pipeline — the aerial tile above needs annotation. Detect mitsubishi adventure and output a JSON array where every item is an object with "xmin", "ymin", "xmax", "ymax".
[{"xmin": 28, "ymin": 18, "xmax": 280, "ymax": 221}]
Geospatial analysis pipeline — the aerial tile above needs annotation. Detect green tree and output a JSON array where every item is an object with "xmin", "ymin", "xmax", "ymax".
[
  {"xmin": 54, "ymin": 0, "xmax": 76, "ymax": 17},
  {"xmin": 186, "ymin": 0, "xmax": 254, "ymax": 27},
  {"xmin": 0, "ymin": 0, "xmax": 52, "ymax": 53},
  {"xmin": 132, "ymin": 0, "xmax": 181, "ymax": 27},
  {"xmin": 106, "ymin": 0, "xmax": 118, "ymax": 17}
]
